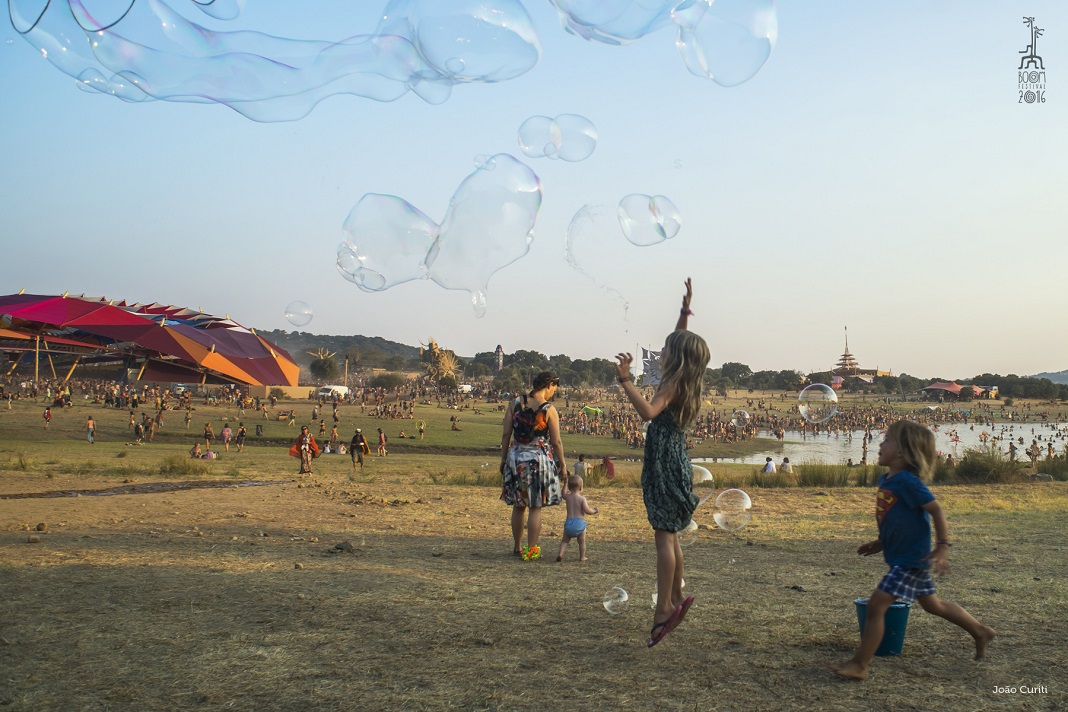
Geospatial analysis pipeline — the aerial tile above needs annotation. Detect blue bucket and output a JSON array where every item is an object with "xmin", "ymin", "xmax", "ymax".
[{"xmin": 854, "ymin": 598, "xmax": 912, "ymax": 656}]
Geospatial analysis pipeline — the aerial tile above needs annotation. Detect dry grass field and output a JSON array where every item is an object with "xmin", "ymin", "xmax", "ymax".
[{"xmin": 1, "ymin": 398, "xmax": 1066, "ymax": 711}]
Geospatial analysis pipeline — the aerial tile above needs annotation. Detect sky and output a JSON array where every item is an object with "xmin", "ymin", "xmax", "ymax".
[{"xmin": 1, "ymin": 1, "xmax": 1065, "ymax": 381}]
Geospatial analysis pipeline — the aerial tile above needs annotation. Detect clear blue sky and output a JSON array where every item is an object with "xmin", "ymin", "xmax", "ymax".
[{"xmin": 1, "ymin": 1, "xmax": 1065, "ymax": 379}]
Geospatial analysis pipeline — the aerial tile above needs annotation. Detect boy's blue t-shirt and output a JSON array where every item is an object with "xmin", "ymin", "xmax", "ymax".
[{"xmin": 876, "ymin": 470, "xmax": 936, "ymax": 569}]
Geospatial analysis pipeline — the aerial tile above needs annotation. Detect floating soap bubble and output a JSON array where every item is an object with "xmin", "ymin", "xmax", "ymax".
[
  {"xmin": 799, "ymin": 384, "xmax": 838, "ymax": 424},
  {"xmin": 603, "ymin": 586, "xmax": 630, "ymax": 615},
  {"xmin": 617, "ymin": 194, "xmax": 681, "ymax": 246},
  {"xmin": 731, "ymin": 409, "xmax": 751, "ymax": 429},
  {"xmin": 673, "ymin": 0, "xmax": 778, "ymax": 87},
  {"xmin": 337, "ymin": 154, "xmax": 541, "ymax": 316},
  {"xmin": 677, "ymin": 518, "xmax": 699, "ymax": 546},
  {"xmin": 713, "ymin": 488, "xmax": 752, "ymax": 532},
  {"xmin": 284, "ymin": 301, "xmax": 313, "ymax": 327},
  {"xmin": 517, "ymin": 114, "xmax": 598, "ymax": 162},
  {"xmin": 12, "ymin": 0, "xmax": 541, "ymax": 121},
  {"xmin": 337, "ymin": 195, "xmax": 437, "ymax": 292},
  {"xmin": 692, "ymin": 464, "xmax": 715, "ymax": 505},
  {"xmin": 549, "ymin": 0, "xmax": 678, "ymax": 44},
  {"xmin": 473, "ymin": 154, "xmax": 496, "ymax": 170}
]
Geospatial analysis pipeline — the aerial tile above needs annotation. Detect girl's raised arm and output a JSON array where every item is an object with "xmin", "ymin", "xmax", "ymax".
[{"xmin": 675, "ymin": 278, "xmax": 693, "ymax": 331}]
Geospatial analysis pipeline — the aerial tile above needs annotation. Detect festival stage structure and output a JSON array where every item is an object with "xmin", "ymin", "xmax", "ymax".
[{"xmin": 0, "ymin": 293, "xmax": 298, "ymax": 386}]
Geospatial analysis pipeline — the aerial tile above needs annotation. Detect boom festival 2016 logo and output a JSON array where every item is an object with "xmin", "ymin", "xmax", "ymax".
[{"xmin": 1018, "ymin": 17, "xmax": 1047, "ymax": 104}]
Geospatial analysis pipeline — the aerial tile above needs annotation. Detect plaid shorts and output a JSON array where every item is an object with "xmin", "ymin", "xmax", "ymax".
[{"xmin": 878, "ymin": 566, "xmax": 935, "ymax": 602}]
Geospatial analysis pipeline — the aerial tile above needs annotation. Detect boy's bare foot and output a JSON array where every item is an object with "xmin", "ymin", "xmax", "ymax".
[
  {"xmin": 830, "ymin": 660, "xmax": 867, "ymax": 680},
  {"xmin": 556, "ymin": 555, "xmax": 563, "ymax": 562},
  {"xmin": 579, "ymin": 557, "xmax": 588, "ymax": 562},
  {"xmin": 974, "ymin": 626, "xmax": 996, "ymax": 660}
]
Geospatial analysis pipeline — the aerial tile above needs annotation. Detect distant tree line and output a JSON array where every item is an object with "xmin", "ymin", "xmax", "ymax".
[{"xmin": 269, "ymin": 331, "xmax": 1068, "ymax": 399}]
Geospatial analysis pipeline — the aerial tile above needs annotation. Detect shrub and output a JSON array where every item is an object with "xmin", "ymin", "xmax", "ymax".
[
  {"xmin": 795, "ymin": 464, "xmax": 851, "ymax": 488},
  {"xmin": 1036, "ymin": 457, "xmax": 1068, "ymax": 482},
  {"xmin": 952, "ymin": 447, "xmax": 1024, "ymax": 484},
  {"xmin": 851, "ymin": 466, "xmax": 882, "ymax": 487},
  {"xmin": 159, "ymin": 455, "xmax": 209, "ymax": 477},
  {"xmin": 269, "ymin": 388, "xmax": 286, "ymax": 400},
  {"xmin": 749, "ymin": 469, "xmax": 794, "ymax": 488}
]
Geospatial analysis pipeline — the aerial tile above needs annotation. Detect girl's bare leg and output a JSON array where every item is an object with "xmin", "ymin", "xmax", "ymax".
[
  {"xmin": 653, "ymin": 531, "xmax": 678, "ymax": 625},
  {"xmin": 671, "ymin": 535, "xmax": 685, "ymax": 605}
]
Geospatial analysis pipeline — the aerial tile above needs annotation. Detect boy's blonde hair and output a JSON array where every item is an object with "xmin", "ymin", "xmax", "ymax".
[
  {"xmin": 568, "ymin": 475, "xmax": 583, "ymax": 491},
  {"xmin": 885, "ymin": 420, "xmax": 936, "ymax": 481},
  {"xmin": 659, "ymin": 329, "xmax": 711, "ymax": 429}
]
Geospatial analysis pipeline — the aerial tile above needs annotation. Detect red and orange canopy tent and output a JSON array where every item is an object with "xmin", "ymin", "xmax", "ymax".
[{"xmin": 0, "ymin": 293, "xmax": 298, "ymax": 386}]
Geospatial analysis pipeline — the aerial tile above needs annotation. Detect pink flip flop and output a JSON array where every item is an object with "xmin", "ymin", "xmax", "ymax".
[
  {"xmin": 647, "ymin": 603, "xmax": 684, "ymax": 648},
  {"xmin": 671, "ymin": 596, "xmax": 695, "ymax": 631}
]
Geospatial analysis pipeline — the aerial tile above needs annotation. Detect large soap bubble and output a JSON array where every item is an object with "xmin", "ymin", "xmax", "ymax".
[
  {"xmin": 731, "ymin": 409, "xmax": 751, "ymax": 429},
  {"xmin": 284, "ymin": 301, "xmax": 313, "ymax": 327},
  {"xmin": 799, "ymin": 383, "xmax": 839, "ymax": 424},
  {"xmin": 10, "ymin": 0, "xmax": 541, "ymax": 121},
  {"xmin": 603, "ymin": 586, "xmax": 630, "ymax": 615},
  {"xmin": 548, "ymin": 0, "xmax": 678, "ymax": 44},
  {"xmin": 713, "ymin": 488, "xmax": 752, "ymax": 532},
  {"xmin": 337, "ymin": 154, "xmax": 541, "ymax": 317},
  {"xmin": 518, "ymin": 114, "xmax": 598, "ymax": 162},
  {"xmin": 617, "ymin": 194, "xmax": 681, "ymax": 246},
  {"xmin": 673, "ymin": 0, "xmax": 778, "ymax": 87}
]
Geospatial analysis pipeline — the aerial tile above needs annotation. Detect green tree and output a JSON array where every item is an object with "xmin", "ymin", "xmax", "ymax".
[
  {"xmin": 721, "ymin": 362, "xmax": 753, "ymax": 385},
  {"xmin": 371, "ymin": 373, "xmax": 406, "ymax": 389}
]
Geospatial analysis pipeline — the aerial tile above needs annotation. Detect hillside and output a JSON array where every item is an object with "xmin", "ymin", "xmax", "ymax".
[
  {"xmin": 1033, "ymin": 370, "xmax": 1068, "ymax": 385},
  {"xmin": 258, "ymin": 330, "xmax": 419, "ymax": 368}
]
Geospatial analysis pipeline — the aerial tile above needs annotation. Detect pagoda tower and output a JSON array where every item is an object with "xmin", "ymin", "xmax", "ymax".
[{"xmin": 836, "ymin": 326, "xmax": 859, "ymax": 375}]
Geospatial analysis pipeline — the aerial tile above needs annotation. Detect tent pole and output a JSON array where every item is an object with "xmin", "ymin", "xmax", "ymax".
[
  {"xmin": 34, "ymin": 335, "xmax": 40, "ymax": 382},
  {"xmin": 63, "ymin": 356, "xmax": 81, "ymax": 383},
  {"xmin": 6, "ymin": 353, "xmax": 24, "ymax": 376},
  {"xmin": 41, "ymin": 340, "xmax": 57, "ymax": 380},
  {"xmin": 136, "ymin": 360, "xmax": 147, "ymax": 381}
]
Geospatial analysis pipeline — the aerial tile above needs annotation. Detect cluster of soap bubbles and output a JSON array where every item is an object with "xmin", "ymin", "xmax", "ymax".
[
  {"xmin": 799, "ymin": 383, "xmax": 839, "ymax": 424},
  {"xmin": 518, "ymin": 114, "xmax": 598, "ymax": 162},
  {"xmin": 284, "ymin": 301, "xmax": 313, "ymax": 327},
  {"xmin": 12, "ymin": 0, "xmax": 775, "ymax": 121},
  {"xmin": 336, "ymin": 154, "xmax": 541, "ymax": 317},
  {"xmin": 549, "ymin": 0, "xmax": 777, "ymax": 86},
  {"xmin": 10, "ymin": 0, "xmax": 543, "ymax": 120}
]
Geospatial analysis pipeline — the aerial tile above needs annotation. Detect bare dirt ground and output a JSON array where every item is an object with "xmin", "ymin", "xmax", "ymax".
[{"xmin": 2, "ymin": 468, "xmax": 1066, "ymax": 712}]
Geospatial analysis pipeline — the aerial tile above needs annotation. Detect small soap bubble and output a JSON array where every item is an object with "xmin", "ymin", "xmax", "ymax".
[
  {"xmin": 284, "ymin": 301, "xmax": 313, "ymax": 327},
  {"xmin": 713, "ymin": 488, "xmax": 752, "ymax": 533},
  {"xmin": 731, "ymin": 409, "xmax": 751, "ymax": 429},
  {"xmin": 603, "ymin": 586, "xmax": 630, "ymax": 615},
  {"xmin": 651, "ymin": 578, "xmax": 685, "ymax": 608},
  {"xmin": 617, "ymin": 194, "xmax": 681, "ymax": 246},
  {"xmin": 445, "ymin": 57, "xmax": 465, "ymax": 74},
  {"xmin": 799, "ymin": 384, "xmax": 838, "ymax": 424}
]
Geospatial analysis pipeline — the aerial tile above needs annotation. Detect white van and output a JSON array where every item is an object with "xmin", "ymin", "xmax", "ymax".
[{"xmin": 317, "ymin": 385, "xmax": 350, "ymax": 399}]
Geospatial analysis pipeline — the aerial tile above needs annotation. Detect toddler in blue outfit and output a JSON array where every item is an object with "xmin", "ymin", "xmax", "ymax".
[{"xmin": 556, "ymin": 475, "xmax": 598, "ymax": 562}]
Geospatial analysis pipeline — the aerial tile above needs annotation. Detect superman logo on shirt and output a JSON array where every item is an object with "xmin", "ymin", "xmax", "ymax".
[{"xmin": 876, "ymin": 488, "xmax": 897, "ymax": 525}]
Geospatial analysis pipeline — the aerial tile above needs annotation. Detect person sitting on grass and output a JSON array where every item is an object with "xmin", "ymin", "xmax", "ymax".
[
  {"xmin": 557, "ymin": 475, "xmax": 598, "ymax": 562},
  {"xmin": 190, "ymin": 442, "xmax": 202, "ymax": 459},
  {"xmin": 832, "ymin": 420, "xmax": 996, "ymax": 680}
]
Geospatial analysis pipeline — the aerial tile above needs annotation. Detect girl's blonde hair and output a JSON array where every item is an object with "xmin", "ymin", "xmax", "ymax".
[
  {"xmin": 884, "ymin": 420, "xmax": 936, "ymax": 481},
  {"xmin": 659, "ymin": 329, "xmax": 711, "ymax": 429}
]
